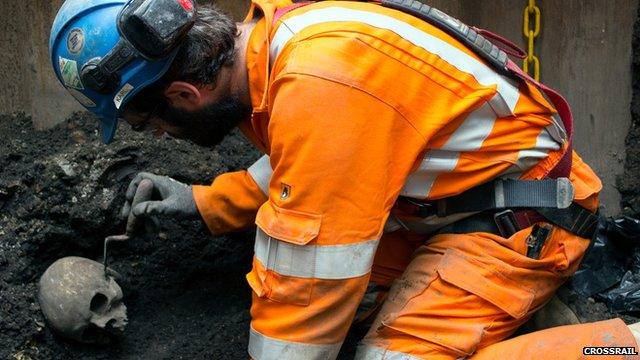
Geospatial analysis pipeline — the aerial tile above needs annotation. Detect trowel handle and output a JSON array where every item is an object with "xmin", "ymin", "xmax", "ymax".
[{"xmin": 125, "ymin": 179, "xmax": 154, "ymax": 234}]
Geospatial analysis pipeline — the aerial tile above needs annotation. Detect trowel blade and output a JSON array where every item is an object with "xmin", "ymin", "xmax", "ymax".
[{"xmin": 103, "ymin": 234, "xmax": 129, "ymax": 277}]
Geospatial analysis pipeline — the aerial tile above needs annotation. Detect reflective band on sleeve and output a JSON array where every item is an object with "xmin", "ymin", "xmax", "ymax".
[
  {"xmin": 248, "ymin": 155, "xmax": 272, "ymax": 196},
  {"xmin": 270, "ymin": 6, "xmax": 520, "ymax": 116},
  {"xmin": 401, "ymin": 101, "xmax": 495, "ymax": 198},
  {"xmin": 255, "ymin": 229, "xmax": 379, "ymax": 280},
  {"xmin": 249, "ymin": 326, "xmax": 342, "ymax": 360},
  {"xmin": 439, "ymin": 102, "xmax": 497, "ymax": 152},
  {"xmin": 400, "ymin": 149, "xmax": 459, "ymax": 198},
  {"xmin": 354, "ymin": 345, "xmax": 422, "ymax": 360},
  {"xmin": 514, "ymin": 125, "xmax": 562, "ymax": 172}
]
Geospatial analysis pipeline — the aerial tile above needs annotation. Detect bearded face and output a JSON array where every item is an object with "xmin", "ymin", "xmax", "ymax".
[
  {"xmin": 123, "ymin": 94, "xmax": 252, "ymax": 148},
  {"xmin": 157, "ymin": 95, "xmax": 251, "ymax": 147}
]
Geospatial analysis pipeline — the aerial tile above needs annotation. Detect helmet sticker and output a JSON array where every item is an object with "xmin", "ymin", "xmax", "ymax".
[
  {"xmin": 67, "ymin": 88, "xmax": 96, "ymax": 108},
  {"xmin": 113, "ymin": 83, "xmax": 134, "ymax": 109},
  {"xmin": 67, "ymin": 28, "xmax": 84, "ymax": 54},
  {"xmin": 178, "ymin": 0, "xmax": 194, "ymax": 12},
  {"xmin": 58, "ymin": 57, "xmax": 84, "ymax": 90}
]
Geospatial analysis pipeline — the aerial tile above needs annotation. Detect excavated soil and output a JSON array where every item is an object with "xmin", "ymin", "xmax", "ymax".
[
  {"xmin": 0, "ymin": 112, "xmax": 365, "ymax": 359},
  {"xmin": 0, "ymin": 112, "xmax": 260, "ymax": 359}
]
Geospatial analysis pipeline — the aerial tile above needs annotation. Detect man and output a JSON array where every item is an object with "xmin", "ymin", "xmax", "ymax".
[{"xmin": 50, "ymin": 0, "xmax": 640, "ymax": 358}]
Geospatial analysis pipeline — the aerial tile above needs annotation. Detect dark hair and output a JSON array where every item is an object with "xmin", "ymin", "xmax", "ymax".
[{"xmin": 125, "ymin": 4, "xmax": 238, "ymax": 114}]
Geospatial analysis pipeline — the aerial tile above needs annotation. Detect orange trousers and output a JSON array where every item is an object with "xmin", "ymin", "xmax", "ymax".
[{"xmin": 356, "ymin": 225, "xmax": 637, "ymax": 359}]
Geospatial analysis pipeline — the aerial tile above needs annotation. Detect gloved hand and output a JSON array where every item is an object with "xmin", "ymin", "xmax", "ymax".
[{"xmin": 120, "ymin": 172, "xmax": 199, "ymax": 220}]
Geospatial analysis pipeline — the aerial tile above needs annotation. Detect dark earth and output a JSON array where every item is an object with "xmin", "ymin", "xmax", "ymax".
[
  {"xmin": 0, "ymin": 112, "xmax": 370, "ymax": 359},
  {"xmin": 0, "ymin": 112, "xmax": 261, "ymax": 359},
  {"xmin": 2, "ymin": 5, "xmax": 640, "ymax": 360}
]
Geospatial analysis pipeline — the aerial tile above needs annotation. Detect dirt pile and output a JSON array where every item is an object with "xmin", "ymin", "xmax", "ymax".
[{"xmin": 0, "ymin": 112, "xmax": 260, "ymax": 359}]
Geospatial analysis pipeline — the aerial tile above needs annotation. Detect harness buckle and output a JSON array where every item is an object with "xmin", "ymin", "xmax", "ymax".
[
  {"xmin": 556, "ymin": 177, "xmax": 575, "ymax": 209},
  {"xmin": 402, "ymin": 198, "xmax": 436, "ymax": 218},
  {"xmin": 493, "ymin": 209, "xmax": 519, "ymax": 237}
]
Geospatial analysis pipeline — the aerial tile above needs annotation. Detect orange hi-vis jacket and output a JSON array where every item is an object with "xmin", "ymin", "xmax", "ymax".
[{"xmin": 192, "ymin": 0, "xmax": 604, "ymax": 358}]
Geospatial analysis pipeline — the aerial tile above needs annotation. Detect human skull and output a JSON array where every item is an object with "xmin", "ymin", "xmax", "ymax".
[{"xmin": 38, "ymin": 256, "xmax": 127, "ymax": 343}]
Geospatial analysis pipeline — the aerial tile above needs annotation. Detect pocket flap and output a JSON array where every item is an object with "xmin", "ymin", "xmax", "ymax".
[
  {"xmin": 255, "ymin": 201, "xmax": 322, "ymax": 245},
  {"xmin": 437, "ymin": 249, "xmax": 534, "ymax": 319},
  {"xmin": 246, "ymin": 256, "xmax": 312, "ymax": 306}
]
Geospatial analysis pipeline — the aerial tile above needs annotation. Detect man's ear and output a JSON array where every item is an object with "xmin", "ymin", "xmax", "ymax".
[{"xmin": 164, "ymin": 81, "xmax": 203, "ymax": 110}]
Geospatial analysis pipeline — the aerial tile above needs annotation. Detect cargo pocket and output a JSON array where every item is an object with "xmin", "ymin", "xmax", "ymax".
[
  {"xmin": 382, "ymin": 248, "xmax": 535, "ymax": 357},
  {"xmin": 246, "ymin": 201, "xmax": 322, "ymax": 306},
  {"xmin": 437, "ymin": 249, "xmax": 535, "ymax": 319}
]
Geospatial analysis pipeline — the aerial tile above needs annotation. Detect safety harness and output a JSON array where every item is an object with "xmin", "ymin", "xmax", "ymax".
[{"xmin": 276, "ymin": 0, "xmax": 599, "ymax": 240}]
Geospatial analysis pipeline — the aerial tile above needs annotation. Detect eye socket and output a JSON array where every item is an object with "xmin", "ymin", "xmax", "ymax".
[{"xmin": 90, "ymin": 293, "xmax": 109, "ymax": 314}]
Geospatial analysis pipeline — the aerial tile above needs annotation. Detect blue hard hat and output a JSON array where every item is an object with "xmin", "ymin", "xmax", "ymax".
[{"xmin": 49, "ymin": 0, "xmax": 179, "ymax": 143}]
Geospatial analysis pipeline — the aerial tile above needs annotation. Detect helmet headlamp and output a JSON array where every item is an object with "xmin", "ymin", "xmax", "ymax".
[{"xmin": 80, "ymin": 0, "xmax": 196, "ymax": 94}]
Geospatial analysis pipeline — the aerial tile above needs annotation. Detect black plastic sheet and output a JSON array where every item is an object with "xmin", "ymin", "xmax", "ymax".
[
  {"xmin": 569, "ymin": 216, "xmax": 640, "ymax": 299},
  {"xmin": 598, "ymin": 271, "xmax": 640, "ymax": 313}
]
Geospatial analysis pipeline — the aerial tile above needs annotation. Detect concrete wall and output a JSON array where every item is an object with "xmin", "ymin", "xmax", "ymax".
[
  {"xmin": 0, "ymin": 0, "xmax": 636, "ymax": 213},
  {"xmin": 0, "ymin": 0, "xmax": 72, "ymax": 129}
]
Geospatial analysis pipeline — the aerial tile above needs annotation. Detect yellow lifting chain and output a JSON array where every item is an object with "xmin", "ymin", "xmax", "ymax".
[{"xmin": 522, "ymin": 0, "xmax": 541, "ymax": 80}]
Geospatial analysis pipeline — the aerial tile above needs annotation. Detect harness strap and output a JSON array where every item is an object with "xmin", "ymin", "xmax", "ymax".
[
  {"xmin": 437, "ymin": 203, "xmax": 598, "ymax": 240},
  {"xmin": 535, "ymin": 205, "xmax": 599, "ymax": 239},
  {"xmin": 399, "ymin": 176, "xmax": 597, "ymax": 239},
  {"xmin": 472, "ymin": 27, "xmax": 526, "ymax": 60},
  {"xmin": 436, "ymin": 178, "xmax": 575, "ymax": 216}
]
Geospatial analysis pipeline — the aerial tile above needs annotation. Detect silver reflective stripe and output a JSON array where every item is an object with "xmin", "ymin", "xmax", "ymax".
[
  {"xmin": 269, "ymin": 6, "xmax": 520, "ymax": 116},
  {"xmin": 439, "ymin": 102, "xmax": 497, "ymax": 152},
  {"xmin": 248, "ymin": 155, "xmax": 272, "ymax": 196},
  {"xmin": 401, "ymin": 102, "xmax": 496, "ymax": 198},
  {"xmin": 355, "ymin": 344, "xmax": 422, "ymax": 360},
  {"xmin": 249, "ymin": 326, "xmax": 342, "ymax": 360},
  {"xmin": 255, "ymin": 228, "xmax": 379, "ymax": 280},
  {"xmin": 513, "ymin": 125, "xmax": 562, "ymax": 172},
  {"xmin": 400, "ymin": 149, "xmax": 459, "ymax": 198}
]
